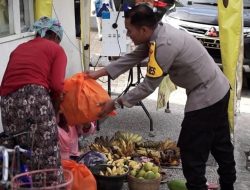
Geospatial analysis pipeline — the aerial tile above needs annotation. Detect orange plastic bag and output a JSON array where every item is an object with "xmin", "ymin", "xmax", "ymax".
[
  {"xmin": 62, "ymin": 159, "xmax": 97, "ymax": 190},
  {"xmin": 60, "ymin": 73, "xmax": 116, "ymax": 125}
]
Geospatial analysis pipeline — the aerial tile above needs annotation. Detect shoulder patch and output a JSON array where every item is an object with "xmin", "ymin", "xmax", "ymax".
[{"xmin": 146, "ymin": 41, "xmax": 163, "ymax": 78}]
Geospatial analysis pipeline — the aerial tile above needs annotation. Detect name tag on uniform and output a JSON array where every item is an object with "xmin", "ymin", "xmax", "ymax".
[{"xmin": 146, "ymin": 41, "xmax": 163, "ymax": 78}]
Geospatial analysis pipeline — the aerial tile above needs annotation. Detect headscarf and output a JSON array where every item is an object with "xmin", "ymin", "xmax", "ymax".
[{"xmin": 33, "ymin": 16, "xmax": 63, "ymax": 41}]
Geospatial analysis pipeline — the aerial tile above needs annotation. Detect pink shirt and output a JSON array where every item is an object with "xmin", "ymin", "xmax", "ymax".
[{"xmin": 58, "ymin": 126, "xmax": 79, "ymax": 160}]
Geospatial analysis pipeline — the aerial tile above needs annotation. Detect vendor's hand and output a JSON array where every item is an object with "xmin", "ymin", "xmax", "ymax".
[
  {"xmin": 51, "ymin": 92, "xmax": 65, "ymax": 115},
  {"xmin": 84, "ymin": 68, "xmax": 108, "ymax": 80},
  {"xmin": 97, "ymin": 99, "xmax": 115, "ymax": 118},
  {"xmin": 75, "ymin": 123, "xmax": 93, "ymax": 136}
]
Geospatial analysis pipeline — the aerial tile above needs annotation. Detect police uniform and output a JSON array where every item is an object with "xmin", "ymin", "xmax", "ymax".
[{"xmin": 105, "ymin": 22, "xmax": 236, "ymax": 190}]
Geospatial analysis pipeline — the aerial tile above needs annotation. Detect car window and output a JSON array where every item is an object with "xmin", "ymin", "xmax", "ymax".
[{"xmin": 183, "ymin": 0, "xmax": 250, "ymax": 7}]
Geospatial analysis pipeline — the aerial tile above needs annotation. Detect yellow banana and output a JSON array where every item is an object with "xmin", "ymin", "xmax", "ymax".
[
  {"xmin": 120, "ymin": 139, "xmax": 127, "ymax": 149},
  {"xmin": 113, "ymin": 158, "xmax": 125, "ymax": 164},
  {"xmin": 107, "ymin": 153, "xmax": 113, "ymax": 160},
  {"xmin": 106, "ymin": 167, "xmax": 112, "ymax": 175},
  {"xmin": 107, "ymin": 160, "xmax": 113, "ymax": 165},
  {"xmin": 112, "ymin": 166, "xmax": 117, "ymax": 173},
  {"xmin": 114, "ymin": 154, "xmax": 120, "ymax": 159}
]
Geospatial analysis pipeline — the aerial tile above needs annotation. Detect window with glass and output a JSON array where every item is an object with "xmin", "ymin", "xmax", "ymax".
[
  {"xmin": 20, "ymin": 0, "xmax": 32, "ymax": 32},
  {"xmin": 0, "ymin": 0, "xmax": 10, "ymax": 37},
  {"xmin": 0, "ymin": 0, "xmax": 34, "ymax": 38}
]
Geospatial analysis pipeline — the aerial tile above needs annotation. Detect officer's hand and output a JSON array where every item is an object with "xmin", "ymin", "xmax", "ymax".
[
  {"xmin": 84, "ymin": 68, "xmax": 108, "ymax": 80},
  {"xmin": 97, "ymin": 100, "xmax": 115, "ymax": 118},
  {"xmin": 84, "ymin": 70, "xmax": 99, "ymax": 80}
]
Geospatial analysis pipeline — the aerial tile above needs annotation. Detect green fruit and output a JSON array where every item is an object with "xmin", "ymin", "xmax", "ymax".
[
  {"xmin": 155, "ymin": 172, "xmax": 161, "ymax": 179},
  {"xmin": 130, "ymin": 170, "xmax": 137, "ymax": 177},
  {"xmin": 138, "ymin": 177, "xmax": 144, "ymax": 180},
  {"xmin": 143, "ymin": 162, "xmax": 154, "ymax": 171},
  {"xmin": 144, "ymin": 171, "xmax": 156, "ymax": 179},
  {"xmin": 167, "ymin": 180, "xmax": 188, "ymax": 190},
  {"xmin": 136, "ymin": 169, "xmax": 146, "ymax": 178},
  {"xmin": 151, "ymin": 166, "xmax": 159, "ymax": 173}
]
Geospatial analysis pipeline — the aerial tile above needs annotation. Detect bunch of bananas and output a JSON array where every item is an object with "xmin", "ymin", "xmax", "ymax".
[
  {"xmin": 136, "ymin": 147, "xmax": 160, "ymax": 157},
  {"xmin": 111, "ymin": 139, "xmax": 135, "ymax": 158},
  {"xmin": 161, "ymin": 139, "xmax": 179, "ymax": 151},
  {"xmin": 136, "ymin": 140, "xmax": 162, "ymax": 149},
  {"xmin": 90, "ymin": 133, "xmax": 180, "ymax": 167},
  {"xmin": 105, "ymin": 152, "xmax": 114, "ymax": 163},
  {"xmin": 94, "ymin": 136, "xmax": 114, "ymax": 147},
  {"xmin": 114, "ymin": 131, "xmax": 143, "ymax": 143},
  {"xmin": 99, "ymin": 165, "xmax": 128, "ymax": 176},
  {"xmin": 107, "ymin": 156, "xmax": 131, "ymax": 166},
  {"xmin": 160, "ymin": 150, "xmax": 180, "ymax": 166},
  {"xmin": 106, "ymin": 157, "xmax": 142, "ymax": 171},
  {"xmin": 90, "ymin": 138, "xmax": 136, "ymax": 160},
  {"xmin": 128, "ymin": 160, "xmax": 142, "ymax": 170},
  {"xmin": 136, "ymin": 147, "xmax": 161, "ymax": 165},
  {"xmin": 89, "ymin": 143, "xmax": 110, "ymax": 153},
  {"xmin": 160, "ymin": 139, "xmax": 180, "ymax": 166}
]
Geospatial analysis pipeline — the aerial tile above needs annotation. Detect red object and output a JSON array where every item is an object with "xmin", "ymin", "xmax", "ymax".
[
  {"xmin": 62, "ymin": 160, "xmax": 97, "ymax": 190},
  {"xmin": 207, "ymin": 183, "xmax": 219, "ymax": 190},
  {"xmin": 0, "ymin": 37, "xmax": 67, "ymax": 96},
  {"xmin": 154, "ymin": 0, "xmax": 168, "ymax": 8},
  {"xmin": 61, "ymin": 73, "xmax": 116, "ymax": 125}
]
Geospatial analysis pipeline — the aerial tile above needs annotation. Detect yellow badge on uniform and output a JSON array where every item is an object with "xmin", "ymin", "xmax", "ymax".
[{"xmin": 146, "ymin": 41, "xmax": 163, "ymax": 78}]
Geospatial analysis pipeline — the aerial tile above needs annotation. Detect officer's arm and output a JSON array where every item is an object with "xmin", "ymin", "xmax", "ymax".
[
  {"xmin": 120, "ymin": 76, "xmax": 164, "ymax": 107},
  {"xmin": 105, "ymin": 44, "xmax": 149, "ymax": 80},
  {"xmin": 119, "ymin": 38, "xmax": 177, "ymax": 107}
]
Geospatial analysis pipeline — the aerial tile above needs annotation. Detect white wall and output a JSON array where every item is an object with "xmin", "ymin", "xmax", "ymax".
[
  {"xmin": 0, "ymin": 36, "xmax": 34, "ymax": 83},
  {"xmin": 0, "ymin": 0, "xmax": 84, "ymax": 132},
  {"xmin": 52, "ymin": 0, "xmax": 83, "ymax": 77}
]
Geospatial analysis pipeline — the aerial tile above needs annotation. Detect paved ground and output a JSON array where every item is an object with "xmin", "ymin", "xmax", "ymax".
[{"xmin": 83, "ymin": 29, "xmax": 250, "ymax": 189}]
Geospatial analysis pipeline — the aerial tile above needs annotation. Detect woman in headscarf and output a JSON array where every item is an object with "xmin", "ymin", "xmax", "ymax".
[{"xmin": 0, "ymin": 16, "xmax": 67, "ymax": 172}]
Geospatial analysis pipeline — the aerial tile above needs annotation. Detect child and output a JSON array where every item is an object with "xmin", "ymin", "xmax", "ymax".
[{"xmin": 57, "ymin": 113, "xmax": 96, "ymax": 160}]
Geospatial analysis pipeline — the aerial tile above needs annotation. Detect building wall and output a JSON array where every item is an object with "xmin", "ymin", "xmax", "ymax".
[{"xmin": 52, "ymin": 0, "xmax": 83, "ymax": 77}]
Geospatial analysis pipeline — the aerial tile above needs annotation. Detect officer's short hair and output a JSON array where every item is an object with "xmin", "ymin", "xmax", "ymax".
[{"xmin": 125, "ymin": 4, "xmax": 159, "ymax": 29}]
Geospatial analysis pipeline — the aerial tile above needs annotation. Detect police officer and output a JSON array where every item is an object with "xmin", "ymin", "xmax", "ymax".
[{"xmin": 87, "ymin": 4, "xmax": 236, "ymax": 190}]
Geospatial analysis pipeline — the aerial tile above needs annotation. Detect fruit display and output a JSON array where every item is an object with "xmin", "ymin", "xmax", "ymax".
[
  {"xmin": 88, "ymin": 131, "xmax": 180, "ymax": 167},
  {"xmin": 114, "ymin": 131, "xmax": 143, "ymax": 143},
  {"xmin": 94, "ymin": 135, "xmax": 114, "ymax": 147},
  {"xmin": 99, "ymin": 165, "xmax": 128, "ymax": 176},
  {"xmin": 136, "ymin": 140, "xmax": 162, "ymax": 149},
  {"xmin": 127, "ymin": 161, "xmax": 162, "ymax": 190},
  {"xmin": 129, "ymin": 161, "xmax": 161, "ymax": 180},
  {"xmin": 90, "ymin": 134, "xmax": 136, "ymax": 159},
  {"xmin": 111, "ymin": 139, "xmax": 135, "ymax": 157},
  {"xmin": 89, "ymin": 143, "xmax": 110, "ymax": 153},
  {"xmin": 135, "ymin": 139, "xmax": 180, "ymax": 166},
  {"xmin": 90, "ymin": 164, "xmax": 128, "ymax": 190},
  {"xmin": 135, "ymin": 147, "xmax": 161, "ymax": 165},
  {"xmin": 160, "ymin": 139, "xmax": 180, "ymax": 166},
  {"xmin": 105, "ymin": 154, "xmax": 142, "ymax": 173}
]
